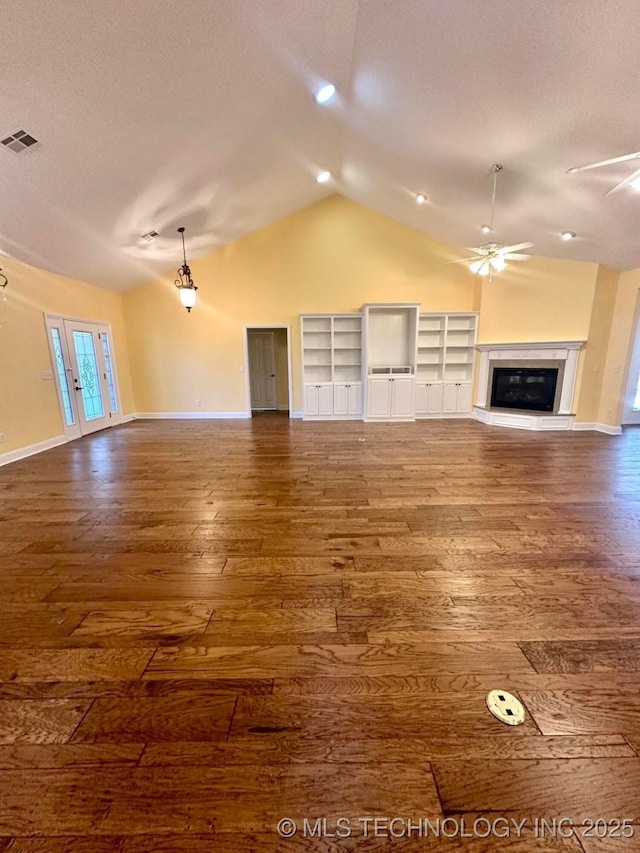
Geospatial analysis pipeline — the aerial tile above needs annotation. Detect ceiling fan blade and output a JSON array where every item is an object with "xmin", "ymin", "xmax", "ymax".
[
  {"xmin": 499, "ymin": 242, "xmax": 533, "ymax": 254},
  {"xmin": 604, "ymin": 166, "xmax": 640, "ymax": 197},
  {"xmin": 503, "ymin": 253, "xmax": 531, "ymax": 260},
  {"xmin": 445, "ymin": 256, "xmax": 482, "ymax": 264},
  {"xmin": 567, "ymin": 152, "xmax": 640, "ymax": 174}
]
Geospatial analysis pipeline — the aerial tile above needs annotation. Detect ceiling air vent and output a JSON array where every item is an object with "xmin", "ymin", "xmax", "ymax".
[
  {"xmin": 1, "ymin": 130, "xmax": 39, "ymax": 154},
  {"xmin": 141, "ymin": 231, "xmax": 159, "ymax": 242}
]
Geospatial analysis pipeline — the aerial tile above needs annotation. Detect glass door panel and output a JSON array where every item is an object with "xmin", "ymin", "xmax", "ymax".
[{"xmin": 63, "ymin": 320, "xmax": 111, "ymax": 434}]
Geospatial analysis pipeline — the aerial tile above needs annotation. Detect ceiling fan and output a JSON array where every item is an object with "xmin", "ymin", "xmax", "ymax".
[
  {"xmin": 449, "ymin": 164, "xmax": 533, "ymax": 280},
  {"xmin": 566, "ymin": 151, "xmax": 640, "ymax": 196}
]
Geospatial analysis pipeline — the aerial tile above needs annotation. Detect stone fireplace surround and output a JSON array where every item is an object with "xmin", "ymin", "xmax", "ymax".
[{"xmin": 473, "ymin": 341, "xmax": 585, "ymax": 431}]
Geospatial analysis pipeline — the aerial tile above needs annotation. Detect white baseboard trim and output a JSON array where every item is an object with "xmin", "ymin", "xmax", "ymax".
[
  {"xmin": 573, "ymin": 422, "xmax": 622, "ymax": 435},
  {"xmin": 0, "ymin": 434, "xmax": 69, "ymax": 467},
  {"xmin": 291, "ymin": 411, "xmax": 304, "ymax": 419},
  {"xmin": 134, "ymin": 411, "xmax": 251, "ymax": 420},
  {"xmin": 120, "ymin": 414, "xmax": 136, "ymax": 424}
]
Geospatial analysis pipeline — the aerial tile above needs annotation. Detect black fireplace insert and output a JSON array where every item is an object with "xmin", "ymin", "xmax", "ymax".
[{"xmin": 490, "ymin": 367, "xmax": 558, "ymax": 412}]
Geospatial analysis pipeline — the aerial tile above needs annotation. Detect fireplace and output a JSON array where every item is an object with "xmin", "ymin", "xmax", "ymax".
[
  {"xmin": 473, "ymin": 340, "xmax": 585, "ymax": 431},
  {"xmin": 491, "ymin": 367, "xmax": 558, "ymax": 412}
]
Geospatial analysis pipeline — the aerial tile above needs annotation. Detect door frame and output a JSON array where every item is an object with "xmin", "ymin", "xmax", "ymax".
[
  {"xmin": 44, "ymin": 313, "xmax": 123, "ymax": 437},
  {"xmin": 243, "ymin": 325, "xmax": 293, "ymax": 417}
]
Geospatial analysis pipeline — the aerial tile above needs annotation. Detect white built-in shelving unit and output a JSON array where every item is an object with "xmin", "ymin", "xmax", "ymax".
[
  {"xmin": 415, "ymin": 313, "xmax": 478, "ymax": 417},
  {"xmin": 363, "ymin": 303, "xmax": 420, "ymax": 421},
  {"xmin": 300, "ymin": 307, "xmax": 477, "ymax": 421},
  {"xmin": 301, "ymin": 314, "xmax": 363, "ymax": 419}
]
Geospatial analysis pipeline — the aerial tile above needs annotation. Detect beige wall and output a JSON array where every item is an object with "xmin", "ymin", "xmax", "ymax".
[
  {"xmin": 124, "ymin": 195, "xmax": 475, "ymax": 415},
  {"xmin": 597, "ymin": 269, "xmax": 640, "ymax": 426},
  {"xmin": 0, "ymin": 256, "xmax": 134, "ymax": 454},
  {"xmin": 574, "ymin": 265, "xmax": 619, "ymax": 423},
  {"xmin": 476, "ymin": 256, "xmax": 599, "ymax": 345}
]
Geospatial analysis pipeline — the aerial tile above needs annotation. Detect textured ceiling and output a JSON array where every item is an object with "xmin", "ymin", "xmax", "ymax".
[{"xmin": 2, "ymin": 0, "xmax": 640, "ymax": 290}]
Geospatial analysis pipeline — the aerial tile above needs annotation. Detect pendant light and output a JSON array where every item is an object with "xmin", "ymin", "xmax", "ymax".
[{"xmin": 174, "ymin": 227, "xmax": 198, "ymax": 312}]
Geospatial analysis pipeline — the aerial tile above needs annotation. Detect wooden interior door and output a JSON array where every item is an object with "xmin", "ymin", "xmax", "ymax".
[{"xmin": 248, "ymin": 332, "xmax": 277, "ymax": 410}]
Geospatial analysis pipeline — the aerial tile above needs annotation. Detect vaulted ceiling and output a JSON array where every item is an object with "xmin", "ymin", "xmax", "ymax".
[{"xmin": 3, "ymin": 0, "xmax": 640, "ymax": 290}]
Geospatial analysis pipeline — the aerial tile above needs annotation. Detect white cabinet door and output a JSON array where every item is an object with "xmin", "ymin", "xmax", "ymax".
[
  {"xmin": 415, "ymin": 383, "xmax": 428, "ymax": 415},
  {"xmin": 304, "ymin": 384, "xmax": 320, "ymax": 416},
  {"xmin": 443, "ymin": 382, "xmax": 472, "ymax": 414},
  {"xmin": 335, "ymin": 383, "xmax": 362, "ymax": 416},
  {"xmin": 304, "ymin": 383, "xmax": 333, "ymax": 417},
  {"xmin": 347, "ymin": 382, "xmax": 362, "ymax": 415},
  {"xmin": 456, "ymin": 382, "xmax": 472, "ymax": 413},
  {"xmin": 443, "ymin": 382, "xmax": 458, "ymax": 413},
  {"xmin": 390, "ymin": 377, "xmax": 415, "ymax": 418},
  {"xmin": 333, "ymin": 383, "xmax": 348, "ymax": 415},
  {"xmin": 318, "ymin": 383, "xmax": 333, "ymax": 416},
  {"xmin": 427, "ymin": 382, "xmax": 444, "ymax": 413},
  {"xmin": 368, "ymin": 378, "xmax": 391, "ymax": 417}
]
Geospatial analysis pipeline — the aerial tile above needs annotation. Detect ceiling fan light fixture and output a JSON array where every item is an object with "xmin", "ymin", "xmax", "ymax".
[
  {"xmin": 469, "ymin": 260, "xmax": 489, "ymax": 275},
  {"xmin": 491, "ymin": 256, "xmax": 507, "ymax": 272},
  {"xmin": 314, "ymin": 83, "xmax": 336, "ymax": 104}
]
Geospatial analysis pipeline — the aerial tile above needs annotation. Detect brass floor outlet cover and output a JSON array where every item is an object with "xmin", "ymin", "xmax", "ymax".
[{"xmin": 486, "ymin": 689, "xmax": 526, "ymax": 725}]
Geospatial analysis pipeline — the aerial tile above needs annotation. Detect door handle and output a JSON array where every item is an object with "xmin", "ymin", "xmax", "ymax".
[{"xmin": 270, "ymin": 374, "xmax": 275, "ymax": 377}]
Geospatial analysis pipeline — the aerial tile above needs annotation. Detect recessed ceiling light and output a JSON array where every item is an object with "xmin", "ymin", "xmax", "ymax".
[
  {"xmin": 481, "ymin": 224, "xmax": 492, "ymax": 234},
  {"xmin": 416, "ymin": 193, "xmax": 427, "ymax": 204},
  {"xmin": 315, "ymin": 84, "xmax": 336, "ymax": 104},
  {"xmin": 317, "ymin": 170, "xmax": 331, "ymax": 184},
  {"xmin": 561, "ymin": 231, "xmax": 576, "ymax": 241}
]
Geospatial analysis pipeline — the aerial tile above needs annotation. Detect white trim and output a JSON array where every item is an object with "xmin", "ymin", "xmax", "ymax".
[
  {"xmin": 243, "ymin": 325, "xmax": 293, "ymax": 417},
  {"xmin": 0, "ymin": 435, "xmax": 69, "ymax": 467},
  {"xmin": 573, "ymin": 422, "xmax": 623, "ymax": 435},
  {"xmin": 475, "ymin": 340, "xmax": 585, "ymax": 352},
  {"xmin": 416, "ymin": 413, "xmax": 472, "ymax": 419},
  {"xmin": 291, "ymin": 411, "xmax": 304, "ymax": 419},
  {"xmin": 473, "ymin": 407, "xmax": 574, "ymax": 431},
  {"xmin": 134, "ymin": 412, "xmax": 251, "ymax": 419},
  {"xmin": 121, "ymin": 414, "xmax": 136, "ymax": 423}
]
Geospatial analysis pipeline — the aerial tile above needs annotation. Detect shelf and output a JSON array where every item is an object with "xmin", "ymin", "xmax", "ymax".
[{"xmin": 369, "ymin": 365, "xmax": 413, "ymax": 375}]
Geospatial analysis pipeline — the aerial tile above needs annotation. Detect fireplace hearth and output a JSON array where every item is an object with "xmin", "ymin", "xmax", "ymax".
[{"xmin": 491, "ymin": 367, "xmax": 558, "ymax": 412}]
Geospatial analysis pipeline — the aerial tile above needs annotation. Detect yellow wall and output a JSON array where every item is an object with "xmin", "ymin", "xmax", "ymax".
[
  {"xmin": 476, "ymin": 256, "xmax": 599, "ymax": 345},
  {"xmin": 574, "ymin": 265, "xmax": 619, "ymax": 423},
  {"xmin": 0, "ymin": 256, "xmax": 134, "ymax": 453},
  {"xmin": 597, "ymin": 269, "xmax": 640, "ymax": 426},
  {"xmin": 124, "ymin": 195, "xmax": 475, "ymax": 414}
]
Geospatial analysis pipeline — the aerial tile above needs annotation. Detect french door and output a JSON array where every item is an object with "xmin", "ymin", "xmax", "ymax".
[{"xmin": 46, "ymin": 316, "xmax": 121, "ymax": 438}]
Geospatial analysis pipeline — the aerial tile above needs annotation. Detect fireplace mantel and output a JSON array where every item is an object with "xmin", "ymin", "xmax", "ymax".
[{"xmin": 473, "ymin": 340, "xmax": 585, "ymax": 430}]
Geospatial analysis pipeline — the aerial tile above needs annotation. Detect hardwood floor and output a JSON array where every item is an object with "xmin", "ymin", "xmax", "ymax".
[{"xmin": 1, "ymin": 417, "xmax": 640, "ymax": 851}]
